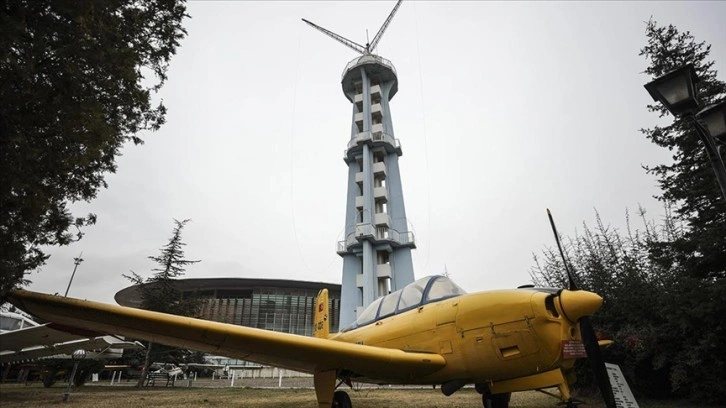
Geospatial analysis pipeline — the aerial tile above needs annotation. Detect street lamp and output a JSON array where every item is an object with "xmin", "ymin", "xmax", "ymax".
[
  {"xmin": 644, "ymin": 64, "xmax": 701, "ymax": 116},
  {"xmin": 63, "ymin": 252, "xmax": 83, "ymax": 297},
  {"xmin": 644, "ymin": 64, "xmax": 726, "ymax": 201},
  {"xmin": 63, "ymin": 349, "xmax": 87, "ymax": 402},
  {"xmin": 698, "ymin": 100, "xmax": 726, "ymax": 144}
]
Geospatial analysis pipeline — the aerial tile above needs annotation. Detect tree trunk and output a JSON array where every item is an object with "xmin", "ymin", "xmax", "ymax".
[{"xmin": 136, "ymin": 342, "xmax": 154, "ymax": 388}]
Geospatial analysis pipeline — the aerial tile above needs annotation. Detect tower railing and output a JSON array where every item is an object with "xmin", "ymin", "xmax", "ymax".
[
  {"xmin": 344, "ymin": 131, "xmax": 401, "ymax": 161},
  {"xmin": 336, "ymin": 224, "xmax": 416, "ymax": 254},
  {"xmin": 371, "ymin": 131, "xmax": 400, "ymax": 147},
  {"xmin": 342, "ymin": 54, "xmax": 397, "ymax": 81}
]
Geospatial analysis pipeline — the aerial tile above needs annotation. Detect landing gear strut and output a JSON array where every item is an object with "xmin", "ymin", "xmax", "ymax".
[{"xmin": 332, "ymin": 390, "xmax": 352, "ymax": 408}]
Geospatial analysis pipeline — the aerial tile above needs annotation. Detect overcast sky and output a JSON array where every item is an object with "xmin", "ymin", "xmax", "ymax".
[{"xmin": 27, "ymin": 1, "xmax": 726, "ymax": 304}]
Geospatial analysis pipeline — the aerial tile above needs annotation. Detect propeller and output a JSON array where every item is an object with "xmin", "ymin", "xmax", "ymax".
[{"xmin": 546, "ymin": 209, "xmax": 616, "ymax": 408}]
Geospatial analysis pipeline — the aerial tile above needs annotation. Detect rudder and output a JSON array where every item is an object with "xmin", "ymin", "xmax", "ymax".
[{"xmin": 313, "ymin": 288, "xmax": 329, "ymax": 339}]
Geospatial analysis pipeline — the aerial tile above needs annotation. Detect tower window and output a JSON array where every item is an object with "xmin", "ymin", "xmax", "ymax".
[{"xmin": 375, "ymin": 201, "xmax": 388, "ymax": 214}]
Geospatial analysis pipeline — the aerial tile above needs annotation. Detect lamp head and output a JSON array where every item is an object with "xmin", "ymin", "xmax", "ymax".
[
  {"xmin": 697, "ymin": 100, "xmax": 726, "ymax": 143},
  {"xmin": 644, "ymin": 64, "xmax": 701, "ymax": 116},
  {"xmin": 72, "ymin": 349, "xmax": 87, "ymax": 360}
]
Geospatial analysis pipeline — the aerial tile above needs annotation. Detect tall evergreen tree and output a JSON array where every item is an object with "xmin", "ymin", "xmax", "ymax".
[
  {"xmin": 640, "ymin": 19, "xmax": 726, "ymax": 279},
  {"xmin": 0, "ymin": 0, "xmax": 189, "ymax": 302},
  {"xmin": 124, "ymin": 218, "xmax": 200, "ymax": 387},
  {"xmin": 639, "ymin": 19, "xmax": 726, "ymax": 401}
]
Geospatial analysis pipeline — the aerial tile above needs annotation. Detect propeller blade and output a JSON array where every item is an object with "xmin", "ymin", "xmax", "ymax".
[
  {"xmin": 580, "ymin": 317, "xmax": 616, "ymax": 408},
  {"xmin": 547, "ymin": 209, "xmax": 614, "ymax": 408},
  {"xmin": 546, "ymin": 209, "xmax": 578, "ymax": 290}
]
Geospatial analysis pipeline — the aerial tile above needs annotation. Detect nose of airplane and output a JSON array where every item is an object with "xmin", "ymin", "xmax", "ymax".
[{"xmin": 558, "ymin": 290, "xmax": 603, "ymax": 323}]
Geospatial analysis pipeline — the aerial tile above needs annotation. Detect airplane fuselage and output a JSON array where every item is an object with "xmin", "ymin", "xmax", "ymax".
[
  {"xmin": 7, "ymin": 275, "xmax": 603, "ymax": 406},
  {"xmin": 331, "ymin": 286, "xmax": 595, "ymax": 395}
]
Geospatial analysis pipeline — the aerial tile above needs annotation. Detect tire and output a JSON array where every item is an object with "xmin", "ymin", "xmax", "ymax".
[
  {"xmin": 482, "ymin": 392, "xmax": 511, "ymax": 408},
  {"xmin": 74, "ymin": 370, "xmax": 90, "ymax": 387},
  {"xmin": 42, "ymin": 375, "xmax": 56, "ymax": 388},
  {"xmin": 332, "ymin": 390, "xmax": 352, "ymax": 408}
]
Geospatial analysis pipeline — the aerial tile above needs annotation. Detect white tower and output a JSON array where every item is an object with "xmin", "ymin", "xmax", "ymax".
[{"xmin": 303, "ymin": 1, "xmax": 415, "ymax": 328}]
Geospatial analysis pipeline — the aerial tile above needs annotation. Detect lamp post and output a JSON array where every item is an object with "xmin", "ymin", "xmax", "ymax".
[
  {"xmin": 63, "ymin": 252, "xmax": 84, "ymax": 297},
  {"xmin": 63, "ymin": 349, "xmax": 87, "ymax": 402},
  {"xmin": 644, "ymin": 64, "xmax": 726, "ymax": 201}
]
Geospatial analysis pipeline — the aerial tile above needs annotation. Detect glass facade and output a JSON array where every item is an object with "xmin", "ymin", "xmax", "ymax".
[{"xmin": 194, "ymin": 286, "xmax": 340, "ymax": 335}]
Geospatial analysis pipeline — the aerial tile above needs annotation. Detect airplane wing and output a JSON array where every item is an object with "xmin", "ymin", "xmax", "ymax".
[
  {"xmin": 0, "ymin": 319, "xmax": 144, "ymax": 364},
  {"xmin": 1, "ymin": 335, "xmax": 142, "ymax": 364},
  {"xmin": 8, "ymin": 290, "xmax": 446, "ymax": 379},
  {"xmin": 1, "ymin": 323, "xmax": 87, "ymax": 350}
]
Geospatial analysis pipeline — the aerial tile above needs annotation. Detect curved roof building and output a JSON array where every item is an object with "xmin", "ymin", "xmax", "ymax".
[{"xmin": 115, "ymin": 278, "xmax": 341, "ymax": 336}]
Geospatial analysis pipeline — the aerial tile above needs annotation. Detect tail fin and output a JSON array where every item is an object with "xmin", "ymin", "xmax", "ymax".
[{"xmin": 313, "ymin": 288, "xmax": 330, "ymax": 339}]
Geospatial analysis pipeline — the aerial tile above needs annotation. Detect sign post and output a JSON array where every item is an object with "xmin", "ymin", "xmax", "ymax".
[{"xmin": 605, "ymin": 363, "xmax": 639, "ymax": 408}]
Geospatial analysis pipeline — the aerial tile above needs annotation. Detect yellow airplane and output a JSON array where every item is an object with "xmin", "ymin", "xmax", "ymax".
[{"xmin": 7, "ymin": 273, "xmax": 615, "ymax": 408}]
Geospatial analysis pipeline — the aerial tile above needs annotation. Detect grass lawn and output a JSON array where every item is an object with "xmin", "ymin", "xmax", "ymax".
[{"xmin": 0, "ymin": 383, "xmax": 695, "ymax": 407}]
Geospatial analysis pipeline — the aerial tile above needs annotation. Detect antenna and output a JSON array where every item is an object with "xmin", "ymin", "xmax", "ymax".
[
  {"xmin": 301, "ymin": 18, "xmax": 366, "ymax": 55},
  {"xmin": 368, "ymin": 0, "xmax": 403, "ymax": 53},
  {"xmin": 302, "ymin": 0, "xmax": 403, "ymax": 55}
]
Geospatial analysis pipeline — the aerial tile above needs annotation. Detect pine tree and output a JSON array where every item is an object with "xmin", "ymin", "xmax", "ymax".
[
  {"xmin": 640, "ymin": 19, "xmax": 726, "ymax": 279},
  {"xmin": 639, "ymin": 19, "xmax": 726, "ymax": 401},
  {"xmin": 124, "ymin": 219, "xmax": 200, "ymax": 387}
]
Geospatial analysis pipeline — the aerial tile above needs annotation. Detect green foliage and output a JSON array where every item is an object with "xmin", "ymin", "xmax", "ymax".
[
  {"xmin": 639, "ymin": 19, "xmax": 726, "ymax": 401},
  {"xmin": 0, "ymin": 0, "xmax": 189, "ymax": 302},
  {"xmin": 123, "ymin": 218, "xmax": 202, "ymax": 386},
  {"xmin": 532, "ymin": 206, "xmax": 725, "ymax": 402},
  {"xmin": 532, "ymin": 208, "xmax": 680, "ymax": 396},
  {"xmin": 532, "ymin": 19, "xmax": 726, "ymax": 403},
  {"xmin": 639, "ymin": 19, "xmax": 726, "ymax": 280},
  {"xmin": 124, "ymin": 218, "xmax": 200, "ymax": 316}
]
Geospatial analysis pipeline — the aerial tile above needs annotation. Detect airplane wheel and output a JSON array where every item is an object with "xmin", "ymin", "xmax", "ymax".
[
  {"xmin": 42, "ymin": 375, "xmax": 56, "ymax": 388},
  {"xmin": 332, "ymin": 390, "xmax": 352, "ymax": 408},
  {"xmin": 482, "ymin": 392, "xmax": 510, "ymax": 408}
]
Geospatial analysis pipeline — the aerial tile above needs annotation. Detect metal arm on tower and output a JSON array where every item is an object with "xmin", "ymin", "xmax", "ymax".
[
  {"xmin": 302, "ymin": 18, "xmax": 367, "ymax": 55},
  {"xmin": 368, "ymin": 0, "xmax": 403, "ymax": 53}
]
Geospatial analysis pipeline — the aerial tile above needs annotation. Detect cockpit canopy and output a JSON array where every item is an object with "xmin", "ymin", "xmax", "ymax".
[
  {"xmin": 0, "ymin": 311, "xmax": 39, "ymax": 333},
  {"xmin": 343, "ymin": 275, "xmax": 466, "ymax": 332}
]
